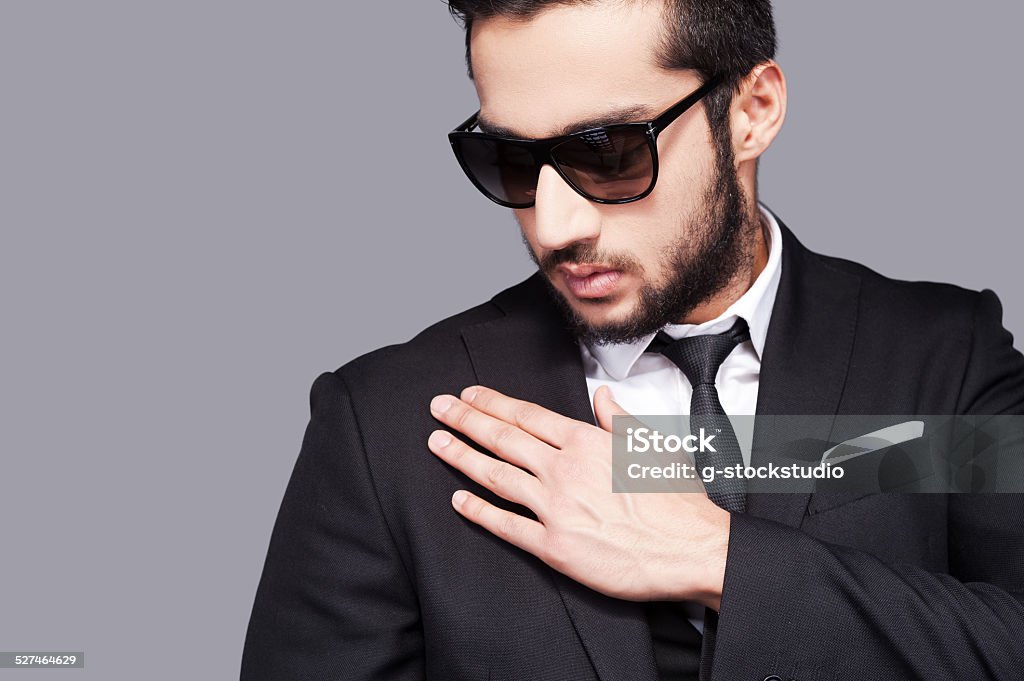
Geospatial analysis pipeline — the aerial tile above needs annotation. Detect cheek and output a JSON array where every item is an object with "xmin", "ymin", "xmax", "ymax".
[
  {"xmin": 608, "ymin": 194, "xmax": 683, "ymax": 263},
  {"xmin": 651, "ymin": 119, "xmax": 716, "ymax": 207}
]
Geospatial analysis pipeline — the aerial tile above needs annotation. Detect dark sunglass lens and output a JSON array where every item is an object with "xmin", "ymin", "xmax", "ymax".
[
  {"xmin": 453, "ymin": 137, "xmax": 539, "ymax": 206},
  {"xmin": 552, "ymin": 127, "xmax": 654, "ymax": 201}
]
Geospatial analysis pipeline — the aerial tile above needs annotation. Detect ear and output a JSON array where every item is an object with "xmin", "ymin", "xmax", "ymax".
[{"xmin": 731, "ymin": 61, "xmax": 788, "ymax": 164}]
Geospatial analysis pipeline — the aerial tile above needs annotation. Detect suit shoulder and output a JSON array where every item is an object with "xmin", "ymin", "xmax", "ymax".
[
  {"xmin": 795, "ymin": 244, "xmax": 1022, "ymax": 412},
  {"xmin": 328, "ymin": 275, "xmax": 540, "ymax": 391},
  {"xmin": 335, "ymin": 300, "xmax": 498, "ymax": 384},
  {"xmin": 814, "ymin": 250, "xmax": 987, "ymax": 323}
]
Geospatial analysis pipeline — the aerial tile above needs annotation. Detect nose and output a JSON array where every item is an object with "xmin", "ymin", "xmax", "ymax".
[{"xmin": 531, "ymin": 164, "xmax": 602, "ymax": 251}]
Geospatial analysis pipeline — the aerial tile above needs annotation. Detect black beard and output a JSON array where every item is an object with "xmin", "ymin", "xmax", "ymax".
[{"xmin": 529, "ymin": 143, "xmax": 760, "ymax": 346}]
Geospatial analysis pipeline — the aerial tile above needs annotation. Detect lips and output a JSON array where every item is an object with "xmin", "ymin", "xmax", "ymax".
[{"xmin": 558, "ymin": 264, "xmax": 624, "ymax": 299}]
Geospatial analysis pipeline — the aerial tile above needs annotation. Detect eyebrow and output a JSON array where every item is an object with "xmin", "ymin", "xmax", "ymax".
[{"xmin": 477, "ymin": 104, "xmax": 656, "ymax": 139}]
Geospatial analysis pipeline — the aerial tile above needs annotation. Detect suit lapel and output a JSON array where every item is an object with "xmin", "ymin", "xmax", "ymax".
[
  {"xmin": 461, "ymin": 274, "xmax": 660, "ymax": 681},
  {"xmin": 748, "ymin": 218, "xmax": 862, "ymax": 527}
]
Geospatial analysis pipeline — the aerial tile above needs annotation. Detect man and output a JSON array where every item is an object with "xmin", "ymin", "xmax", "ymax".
[{"xmin": 241, "ymin": 1, "xmax": 1024, "ymax": 679}]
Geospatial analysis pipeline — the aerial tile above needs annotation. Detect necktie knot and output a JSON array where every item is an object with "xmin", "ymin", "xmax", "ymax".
[{"xmin": 647, "ymin": 318, "xmax": 750, "ymax": 387}]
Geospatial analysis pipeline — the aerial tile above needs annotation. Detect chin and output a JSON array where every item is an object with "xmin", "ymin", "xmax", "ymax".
[{"xmin": 567, "ymin": 295, "xmax": 638, "ymax": 325}]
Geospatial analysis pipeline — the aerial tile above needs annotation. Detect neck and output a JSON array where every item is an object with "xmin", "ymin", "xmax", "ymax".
[{"xmin": 677, "ymin": 211, "xmax": 770, "ymax": 325}]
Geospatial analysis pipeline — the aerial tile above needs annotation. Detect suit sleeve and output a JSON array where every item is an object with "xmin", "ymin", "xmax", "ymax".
[
  {"xmin": 241, "ymin": 371, "xmax": 424, "ymax": 680},
  {"xmin": 711, "ymin": 290, "xmax": 1024, "ymax": 680}
]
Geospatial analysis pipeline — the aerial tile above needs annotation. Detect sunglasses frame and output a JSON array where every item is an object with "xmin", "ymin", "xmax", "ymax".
[{"xmin": 448, "ymin": 75, "xmax": 724, "ymax": 209}]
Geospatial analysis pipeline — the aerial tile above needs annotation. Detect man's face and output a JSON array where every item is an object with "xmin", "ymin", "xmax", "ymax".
[{"xmin": 470, "ymin": 1, "xmax": 759, "ymax": 344}]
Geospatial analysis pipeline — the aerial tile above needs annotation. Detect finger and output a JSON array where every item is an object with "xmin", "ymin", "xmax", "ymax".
[
  {"xmin": 460, "ymin": 385, "xmax": 579, "ymax": 448},
  {"xmin": 451, "ymin": 489, "xmax": 548, "ymax": 558},
  {"xmin": 428, "ymin": 430, "xmax": 546, "ymax": 511},
  {"xmin": 593, "ymin": 386, "xmax": 653, "ymax": 442},
  {"xmin": 431, "ymin": 394, "xmax": 550, "ymax": 472},
  {"xmin": 594, "ymin": 385, "xmax": 631, "ymax": 432}
]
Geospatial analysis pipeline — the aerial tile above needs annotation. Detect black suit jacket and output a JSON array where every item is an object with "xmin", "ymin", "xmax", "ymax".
[{"xmin": 241, "ymin": 218, "xmax": 1024, "ymax": 680}]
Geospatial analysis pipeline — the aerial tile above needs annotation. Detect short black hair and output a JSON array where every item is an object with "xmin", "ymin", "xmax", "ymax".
[{"xmin": 446, "ymin": 0, "xmax": 776, "ymax": 163}]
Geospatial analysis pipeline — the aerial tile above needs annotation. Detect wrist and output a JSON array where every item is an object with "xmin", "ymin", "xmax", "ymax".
[{"xmin": 691, "ymin": 507, "xmax": 730, "ymax": 610}]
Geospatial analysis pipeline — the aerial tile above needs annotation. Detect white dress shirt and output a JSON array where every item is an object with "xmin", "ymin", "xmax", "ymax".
[{"xmin": 579, "ymin": 203, "xmax": 783, "ymax": 633}]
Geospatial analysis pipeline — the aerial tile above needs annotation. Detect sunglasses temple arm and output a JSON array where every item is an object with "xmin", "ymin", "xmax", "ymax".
[
  {"xmin": 649, "ymin": 75, "xmax": 724, "ymax": 134},
  {"xmin": 451, "ymin": 111, "xmax": 480, "ymax": 134}
]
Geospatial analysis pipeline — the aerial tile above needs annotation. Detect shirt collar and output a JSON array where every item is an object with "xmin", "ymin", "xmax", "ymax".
[{"xmin": 584, "ymin": 203, "xmax": 784, "ymax": 381}]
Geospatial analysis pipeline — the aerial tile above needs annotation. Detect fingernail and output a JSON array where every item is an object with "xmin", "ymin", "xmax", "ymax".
[
  {"xmin": 452, "ymin": 490, "xmax": 468, "ymax": 507},
  {"xmin": 431, "ymin": 395, "xmax": 454, "ymax": 415},
  {"xmin": 462, "ymin": 386, "xmax": 480, "ymax": 404},
  {"xmin": 429, "ymin": 430, "xmax": 452, "ymax": 448}
]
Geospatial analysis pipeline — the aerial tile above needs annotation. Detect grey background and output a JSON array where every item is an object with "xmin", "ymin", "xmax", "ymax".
[{"xmin": 0, "ymin": 2, "xmax": 1020, "ymax": 679}]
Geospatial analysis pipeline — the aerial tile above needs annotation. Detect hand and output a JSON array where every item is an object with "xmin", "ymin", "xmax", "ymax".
[{"xmin": 427, "ymin": 385, "xmax": 731, "ymax": 609}]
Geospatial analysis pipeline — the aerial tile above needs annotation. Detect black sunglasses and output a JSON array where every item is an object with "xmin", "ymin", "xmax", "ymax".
[{"xmin": 448, "ymin": 76, "xmax": 723, "ymax": 208}]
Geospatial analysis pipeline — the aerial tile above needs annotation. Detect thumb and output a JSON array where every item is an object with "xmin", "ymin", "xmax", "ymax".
[{"xmin": 594, "ymin": 385, "xmax": 629, "ymax": 432}]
